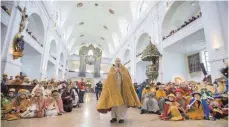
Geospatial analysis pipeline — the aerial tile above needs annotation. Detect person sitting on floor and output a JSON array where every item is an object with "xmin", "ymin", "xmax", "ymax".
[
  {"xmin": 186, "ymin": 92, "xmax": 210, "ymax": 120},
  {"xmin": 5, "ymin": 89, "xmax": 30, "ymax": 121},
  {"xmin": 21, "ymin": 88, "xmax": 45, "ymax": 118},
  {"xmin": 161, "ymin": 94, "xmax": 184, "ymax": 121},
  {"xmin": 44, "ymin": 90, "xmax": 62, "ymax": 116},
  {"xmin": 140, "ymin": 85, "xmax": 160, "ymax": 114},
  {"xmin": 61, "ymin": 84, "xmax": 75, "ymax": 112},
  {"xmin": 6, "ymin": 88, "xmax": 16, "ymax": 102},
  {"xmin": 156, "ymin": 84, "xmax": 167, "ymax": 113}
]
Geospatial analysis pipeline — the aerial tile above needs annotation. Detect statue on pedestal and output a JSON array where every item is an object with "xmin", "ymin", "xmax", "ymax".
[
  {"xmin": 12, "ymin": 6, "xmax": 28, "ymax": 60},
  {"xmin": 141, "ymin": 37, "xmax": 162, "ymax": 82}
]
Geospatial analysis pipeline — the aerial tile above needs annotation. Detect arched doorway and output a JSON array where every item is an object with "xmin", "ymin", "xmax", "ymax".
[
  {"xmin": 135, "ymin": 33, "xmax": 151, "ymax": 84},
  {"xmin": 20, "ymin": 13, "xmax": 45, "ymax": 80},
  {"xmin": 27, "ymin": 13, "xmax": 45, "ymax": 47},
  {"xmin": 47, "ymin": 40, "xmax": 57, "ymax": 80}
]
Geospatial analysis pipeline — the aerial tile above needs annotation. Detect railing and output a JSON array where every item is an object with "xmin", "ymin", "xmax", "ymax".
[
  {"xmin": 162, "ymin": 16, "xmax": 204, "ymax": 48},
  {"xmin": 136, "ymin": 53, "xmax": 142, "ymax": 58},
  {"xmin": 1, "ymin": 7, "xmax": 10, "ymax": 26},
  {"xmin": 22, "ymin": 31, "xmax": 43, "ymax": 54},
  {"xmin": 124, "ymin": 60, "xmax": 131, "ymax": 65},
  {"xmin": 26, "ymin": 30, "xmax": 43, "ymax": 47},
  {"xmin": 162, "ymin": 12, "xmax": 202, "ymax": 41}
]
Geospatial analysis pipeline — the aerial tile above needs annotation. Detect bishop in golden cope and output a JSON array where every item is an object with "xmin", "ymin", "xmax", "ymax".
[{"xmin": 97, "ymin": 58, "xmax": 141, "ymax": 123}]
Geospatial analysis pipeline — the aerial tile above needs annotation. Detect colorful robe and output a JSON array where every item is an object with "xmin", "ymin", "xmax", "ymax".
[
  {"xmin": 97, "ymin": 64, "xmax": 141, "ymax": 113},
  {"xmin": 186, "ymin": 99, "xmax": 210, "ymax": 119}
]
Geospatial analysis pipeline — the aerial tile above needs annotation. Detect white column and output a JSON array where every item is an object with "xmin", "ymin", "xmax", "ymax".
[
  {"xmin": 200, "ymin": 1, "xmax": 228, "ymax": 80},
  {"xmin": 40, "ymin": 20, "xmax": 52, "ymax": 80},
  {"xmin": 130, "ymin": 36, "xmax": 136, "ymax": 83}
]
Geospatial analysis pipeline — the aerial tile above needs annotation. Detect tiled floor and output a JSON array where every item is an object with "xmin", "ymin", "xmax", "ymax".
[{"xmin": 2, "ymin": 93, "xmax": 228, "ymax": 127}]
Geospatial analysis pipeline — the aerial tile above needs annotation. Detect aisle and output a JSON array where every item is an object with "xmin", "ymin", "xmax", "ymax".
[{"xmin": 2, "ymin": 93, "xmax": 228, "ymax": 127}]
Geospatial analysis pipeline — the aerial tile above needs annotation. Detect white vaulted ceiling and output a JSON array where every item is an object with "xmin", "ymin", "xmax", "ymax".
[
  {"xmin": 45, "ymin": 1, "xmax": 158, "ymax": 58},
  {"xmin": 56, "ymin": 1, "xmax": 133, "ymax": 57}
]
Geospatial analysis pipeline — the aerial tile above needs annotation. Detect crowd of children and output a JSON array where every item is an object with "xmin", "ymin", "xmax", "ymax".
[
  {"xmin": 135, "ymin": 77, "xmax": 228, "ymax": 121},
  {"xmin": 1, "ymin": 74, "xmax": 82, "ymax": 121}
]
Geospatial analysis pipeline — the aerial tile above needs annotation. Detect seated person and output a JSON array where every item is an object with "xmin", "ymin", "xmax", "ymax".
[
  {"xmin": 7, "ymin": 76, "xmax": 14, "ymax": 85},
  {"xmin": 208, "ymin": 96, "xmax": 223, "ymax": 120},
  {"xmin": 140, "ymin": 85, "xmax": 160, "ymax": 114},
  {"xmin": 6, "ymin": 88, "xmax": 16, "ymax": 103},
  {"xmin": 44, "ymin": 83, "xmax": 53, "ymax": 96},
  {"xmin": 175, "ymin": 89, "xmax": 187, "ymax": 110},
  {"xmin": 156, "ymin": 84, "xmax": 167, "ymax": 113},
  {"xmin": 71, "ymin": 82, "xmax": 79, "ymax": 108},
  {"xmin": 12, "ymin": 75, "xmax": 22, "ymax": 85},
  {"xmin": 44, "ymin": 90, "xmax": 61, "ymax": 116},
  {"xmin": 31, "ymin": 82, "xmax": 45, "ymax": 96},
  {"xmin": 186, "ymin": 92, "xmax": 210, "ymax": 120},
  {"xmin": 21, "ymin": 88, "xmax": 45, "ymax": 118},
  {"xmin": 5, "ymin": 89, "xmax": 30, "ymax": 121},
  {"xmin": 61, "ymin": 84, "xmax": 75, "ymax": 112},
  {"xmin": 161, "ymin": 94, "xmax": 184, "ymax": 121},
  {"xmin": 21, "ymin": 77, "xmax": 30, "ymax": 85}
]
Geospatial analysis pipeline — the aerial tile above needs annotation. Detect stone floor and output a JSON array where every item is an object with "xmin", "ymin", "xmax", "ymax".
[{"xmin": 2, "ymin": 93, "xmax": 228, "ymax": 127}]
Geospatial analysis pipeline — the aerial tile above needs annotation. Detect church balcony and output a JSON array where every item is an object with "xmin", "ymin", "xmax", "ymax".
[
  {"xmin": 1, "ymin": 8, "xmax": 10, "ymax": 26},
  {"xmin": 48, "ymin": 55, "xmax": 56, "ymax": 65},
  {"xmin": 22, "ymin": 31, "xmax": 43, "ymax": 54},
  {"xmin": 162, "ymin": 17, "xmax": 204, "ymax": 49}
]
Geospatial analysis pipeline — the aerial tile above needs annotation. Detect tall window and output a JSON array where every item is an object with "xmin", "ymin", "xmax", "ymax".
[{"xmin": 202, "ymin": 51, "xmax": 210, "ymax": 72}]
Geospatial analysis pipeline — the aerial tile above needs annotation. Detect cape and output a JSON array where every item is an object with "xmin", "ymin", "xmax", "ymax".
[
  {"xmin": 189, "ymin": 98, "xmax": 210, "ymax": 118},
  {"xmin": 97, "ymin": 64, "xmax": 141, "ymax": 113}
]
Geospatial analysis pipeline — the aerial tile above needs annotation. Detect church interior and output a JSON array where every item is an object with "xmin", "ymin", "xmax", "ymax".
[{"xmin": 1, "ymin": 1, "xmax": 228, "ymax": 127}]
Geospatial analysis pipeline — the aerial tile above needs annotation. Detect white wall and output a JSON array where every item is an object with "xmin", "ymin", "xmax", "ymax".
[
  {"xmin": 47, "ymin": 61, "xmax": 55, "ymax": 80},
  {"xmin": 136, "ymin": 61, "xmax": 150, "ymax": 84},
  {"xmin": 162, "ymin": 51, "xmax": 188, "ymax": 83},
  {"xmin": 21, "ymin": 55, "xmax": 42, "ymax": 80},
  {"xmin": 1, "ymin": 23, "xmax": 7, "ymax": 52}
]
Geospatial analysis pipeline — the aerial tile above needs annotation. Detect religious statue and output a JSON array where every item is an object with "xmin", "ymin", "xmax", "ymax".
[
  {"xmin": 17, "ymin": 6, "xmax": 29, "ymax": 32},
  {"xmin": 141, "ymin": 37, "xmax": 162, "ymax": 81},
  {"xmin": 12, "ymin": 6, "xmax": 28, "ymax": 60},
  {"xmin": 12, "ymin": 34, "xmax": 25, "ymax": 59}
]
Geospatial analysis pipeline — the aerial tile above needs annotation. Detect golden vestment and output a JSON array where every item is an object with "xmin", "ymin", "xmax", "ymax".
[{"xmin": 97, "ymin": 64, "xmax": 141, "ymax": 113}]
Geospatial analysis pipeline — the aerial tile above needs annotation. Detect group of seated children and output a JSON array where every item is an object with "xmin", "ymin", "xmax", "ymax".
[
  {"xmin": 136, "ymin": 79, "xmax": 228, "ymax": 121},
  {"xmin": 1, "ymin": 75, "xmax": 80, "ymax": 121}
]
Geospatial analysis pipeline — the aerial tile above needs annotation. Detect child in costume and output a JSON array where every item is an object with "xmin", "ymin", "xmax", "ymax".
[
  {"xmin": 186, "ymin": 92, "xmax": 210, "ymax": 120},
  {"xmin": 61, "ymin": 84, "xmax": 75, "ymax": 112},
  {"xmin": 5, "ymin": 89, "xmax": 30, "ymax": 121},
  {"xmin": 141, "ymin": 85, "xmax": 160, "ymax": 114},
  {"xmin": 21, "ymin": 88, "xmax": 45, "ymax": 118},
  {"xmin": 161, "ymin": 94, "xmax": 184, "ymax": 121},
  {"xmin": 44, "ymin": 90, "xmax": 61, "ymax": 116},
  {"xmin": 156, "ymin": 84, "xmax": 167, "ymax": 113},
  {"xmin": 6, "ymin": 88, "xmax": 16, "ymax": 102}
]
